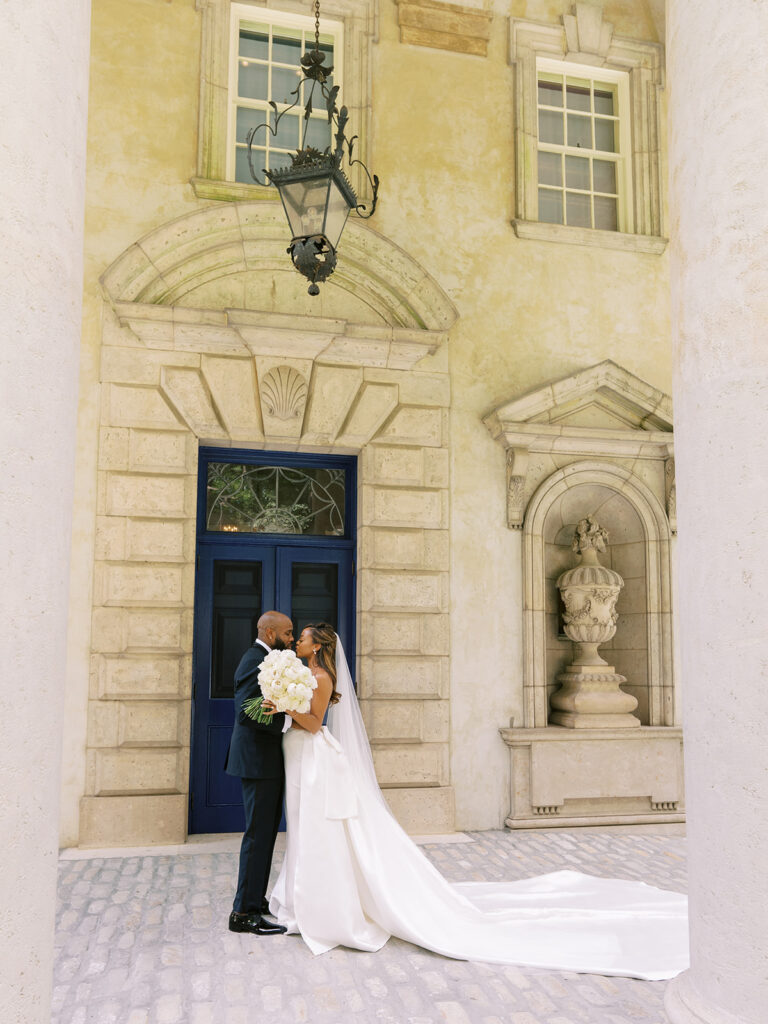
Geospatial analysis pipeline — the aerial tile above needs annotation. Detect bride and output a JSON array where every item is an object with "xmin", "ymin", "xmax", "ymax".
[{"xmin": 265, "ymin": 623, "xmax": 688, "ymax": 981}]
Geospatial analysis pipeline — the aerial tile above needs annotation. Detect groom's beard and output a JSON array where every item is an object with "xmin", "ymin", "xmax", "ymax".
[{"xmin": 271, "ymin": 638, "xmax": 288, "ymax": 651}]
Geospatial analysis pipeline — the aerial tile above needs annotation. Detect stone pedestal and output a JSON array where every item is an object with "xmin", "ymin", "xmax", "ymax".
[
  {"xmin": 0, "ymin": 1, "xmax": 90, "ymax": 1019},
  {"xmin": 500, "ymin": 726, "xmax": 684, "ymax": 828},
  {"xmin": 666, "ymin": 1, "xmax": 768, "ymax": 1020}
]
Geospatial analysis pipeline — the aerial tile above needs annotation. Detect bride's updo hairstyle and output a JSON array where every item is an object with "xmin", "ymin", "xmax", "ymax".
[{"xmin": 306, "ymin": 622, "xmax": 341, "ymax": 705}]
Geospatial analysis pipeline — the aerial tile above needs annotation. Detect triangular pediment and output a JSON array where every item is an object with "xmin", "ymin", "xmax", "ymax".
[
  {"xmin": 484, "ymin": 361, "xmax": 673, "ymax": 458},
  {"xmin": 489, "ymin": 360, "xmax": 672, "ymax": 431}
]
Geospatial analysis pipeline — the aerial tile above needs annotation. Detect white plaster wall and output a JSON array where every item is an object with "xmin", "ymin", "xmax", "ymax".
[
  {"xmin": 667, "ymin": 1, "xmax": 768, "ymax": 1020},
  {"xmin": 0, "ymin": 0, "xmax": 91, "ymax": 1017}
]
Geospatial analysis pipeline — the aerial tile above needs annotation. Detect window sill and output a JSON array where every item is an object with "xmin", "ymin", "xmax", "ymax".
[
  {"xmin": 512, "ymin": 219, "xmax": 667, "ymax": 255},
  {"xmin": 190, "ymin": 177, "xmax": 279, "ymax": 203}
]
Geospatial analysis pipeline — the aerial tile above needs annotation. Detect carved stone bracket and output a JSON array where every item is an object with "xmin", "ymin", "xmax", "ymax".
[{"xmin": 505, "ymin": 447, "xmax": 529, "ymax": 529}]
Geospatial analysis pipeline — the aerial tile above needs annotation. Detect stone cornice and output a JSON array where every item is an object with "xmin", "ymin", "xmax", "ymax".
[
  {"xmin": 112, "ymin": 301, "xmax": 445, "ymax": 371},
  {"xmin": 395, "ymin": 0, "xmax": 492, "ymax": 57}
]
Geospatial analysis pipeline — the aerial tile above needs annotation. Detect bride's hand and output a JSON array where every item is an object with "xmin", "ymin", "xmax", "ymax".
[{"xmin": 261, "ymin": 699, "xmax": 280, "ymax": 717}]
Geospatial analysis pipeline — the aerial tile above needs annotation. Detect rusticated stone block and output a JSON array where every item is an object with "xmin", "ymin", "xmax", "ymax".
[
  {"xmin": 78, "ymin": 794, "xmax": 187, "ymax": 847},
  {"xmin": 336, "ymin": 382, "xmax": 399, "ymax": 448},
  {"xmin": 160, "ymin": 367, "xmax": 224, "ymax": 437},
  {"xmin": 105, "ymin": 473, "xmax": 188, "ymax": 518},
  {"xmin": 98, "ymin": 564, "xmax": 184, "ymax": 606},
  {"xmin": 125, "ymin": 518, "xmax": 188, "ymax": 562},
  {"xmin": 129, "ymin": 430, "xmax": 191, "ymax": 473},
  {"xmin": 125, "ymin": 610, "xmax": 183, "ymax": 651},
  {"xmin": 369, "ymin": 614, "xmax": 421, "ymax": 653},
  {"xmin": 422, "ymin": 699, "xmax": 450, "ymax": 742},
  {"xmin": 201, "ymin": 355, "xmax": 263, "ymax": 441},
  {"xmin": 364, "ymin": 486, "xmax": 447, "ymax": 529},
  {"xmin": 98, "ymin": 427, "xmax": 129, "ymax": 470},
  {"xmin": 361, "ymin": 655, "xmax": 446, "ymax": 699},
  {"xmin": 118, "ymin": 701, "xmax": 182, "ymax": 747},
  {"xmin": 364, "ymin": 571, "xmax": 447, "ymax": 613},
  {"xmin": 96, "ymin": 655, "xmax": 183, "ymax": 699},
  {"xmin": 382, "ymin": 785, "xmax": 455, "ymax": 834},
  {"xmin": 421, "ymin": 613, "xmax": 449, "ymax": 655},
  {"xmin": 104, "ymin": 384, "xmax": 182, "ymax": 430},
  {"xmin": 100, "ymin": 346, "xmax": 199, "ymax": 385},
  {"xmin": 372, "ymin": 742, "xmax": 448, "ymax": 787},
  {"xmin": 86, "ymin": 702, "xmax": 120, "ymax": 748},
  {"xmin": 94, "ymin": 516, "xmax": 126, "ymax": 561},
  {"xmin": 375, "ymin": 406, "xmax": 444, "ymax": 447},
  {"xmin": 366, "ymin": 445, "xmax": 424, "ymax": 486},
  {"xmin": 92, "ymin": 748, "xmax": 182, "ymax": 795},
  {"xmin": 90, "ymin": 608, "xmax": 125, "ymax": 653},
  {"xmin": 362, "ymin": 699, "xmax": 423, "ymax": 743}
]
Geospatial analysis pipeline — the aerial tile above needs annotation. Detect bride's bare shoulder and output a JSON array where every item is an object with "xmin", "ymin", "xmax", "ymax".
[{"xmin": 312, "ymin": 667, "xmax": 333, "ymax": 690}]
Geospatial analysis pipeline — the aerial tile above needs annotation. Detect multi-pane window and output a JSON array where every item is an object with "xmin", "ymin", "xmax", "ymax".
[
  {"xmin": 228, "ymin": 5, "xmax": 343, "ymax": 184},
  {"xmin": 536, "ymin": 60, "xmax": 629, "ymax": 232}
]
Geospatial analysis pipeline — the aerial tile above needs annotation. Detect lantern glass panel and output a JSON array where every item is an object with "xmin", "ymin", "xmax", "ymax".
[
  {"xmin": 277, "ymin": 172, "xmax": 353, "ymax": 248},
  {"xmin": 279, "ymin": 176, "xmax": 333, "ymax": 239},
  {"xmin": 323, "ymin": 176, "xmax": 353, "ymax": 249}
]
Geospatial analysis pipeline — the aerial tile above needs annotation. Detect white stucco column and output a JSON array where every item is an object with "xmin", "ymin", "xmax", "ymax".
[
  {"xmin": 0, "ymin": 2, "xmax": 91, "ymax": 1020},
  {"xmin": 666, "ymin": 3, "xmax": 768, "ymax": 1023}
]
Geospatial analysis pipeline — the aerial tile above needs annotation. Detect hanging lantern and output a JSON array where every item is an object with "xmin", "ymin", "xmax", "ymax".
[{"xmin": 246, "ymin": 1, "xmax": 379, "ymax": 295}]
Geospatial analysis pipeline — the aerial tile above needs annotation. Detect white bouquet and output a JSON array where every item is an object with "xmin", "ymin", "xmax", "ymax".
[{"xmin": 242, "ymin": 648, "xmax": 317, "ymax": 724}]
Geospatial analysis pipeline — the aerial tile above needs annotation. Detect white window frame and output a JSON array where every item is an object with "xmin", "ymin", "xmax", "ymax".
[
  {"xmin": 225, "ymin": 4, "xmax": 344, "ymax": 184},
  {"xmin": 509, "ymin": 10, "xmax": 666, "ymax": 254},
  {"xmin": 193, "ymin": 0, "xmax": 375, "ymax": 204},
  {"xmin": 535, "ymin": 57, "xmax": 632, "ymax": 234}
]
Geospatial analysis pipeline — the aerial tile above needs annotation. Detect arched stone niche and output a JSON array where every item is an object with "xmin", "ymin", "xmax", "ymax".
[
  {"xmin": 486, "ymin": 363, "xmax": 683, "ymax": 829},
  {"xmin": 528, "ymin": 463, "xmax": 673, "ymax": 731}
]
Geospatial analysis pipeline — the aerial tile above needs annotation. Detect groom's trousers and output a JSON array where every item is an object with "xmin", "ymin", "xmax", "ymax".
[{"xmin": 233, "ymin": 776, "xmax": 285, "ymax": 914}]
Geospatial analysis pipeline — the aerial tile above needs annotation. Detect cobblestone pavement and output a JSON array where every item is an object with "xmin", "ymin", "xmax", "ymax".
[{"xmin": 53, "ymin": 827, "xmax": 686, "ymax": 1024}]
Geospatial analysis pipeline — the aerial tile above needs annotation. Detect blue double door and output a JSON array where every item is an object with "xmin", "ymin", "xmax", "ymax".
[
  {"xmin": 189, "ymin": 449, "xmax": 356, "ymax": 835},
  {"xmin": 189, "ymin": 543, "xmax": 354, "ymax": 834}
]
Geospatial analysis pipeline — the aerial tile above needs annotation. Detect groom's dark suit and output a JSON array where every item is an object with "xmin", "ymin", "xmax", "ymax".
[{"xmin": 225, "ymin": 639, "xmax": 286, "ymax": 914}]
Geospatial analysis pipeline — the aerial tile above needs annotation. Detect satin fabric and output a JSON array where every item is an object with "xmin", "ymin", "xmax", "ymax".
[{"xmin": 270, "ymin": 726, "xmax": 689, "ymax": 980}]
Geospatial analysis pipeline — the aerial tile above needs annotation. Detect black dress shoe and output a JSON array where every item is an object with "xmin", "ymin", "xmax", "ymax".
[{"xmin": 228, "ymin": 911, "xmax": 286, "ymax": 935}]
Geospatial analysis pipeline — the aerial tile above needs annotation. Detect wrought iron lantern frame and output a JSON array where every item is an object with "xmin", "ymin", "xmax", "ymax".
[{"xmin": 245, "ymin": 0, "xmax": 379, "ymax": 294}]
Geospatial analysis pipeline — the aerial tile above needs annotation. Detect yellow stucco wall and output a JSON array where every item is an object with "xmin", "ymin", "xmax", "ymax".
[{"xmin": 61, "ymin": 0, "xmax": 670, "ymax": 843}]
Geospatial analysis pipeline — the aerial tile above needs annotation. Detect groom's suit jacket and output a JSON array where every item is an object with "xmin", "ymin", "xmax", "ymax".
[{"xmin": 224, "ymin": 641, "xmax": 286, "ymax": 779}]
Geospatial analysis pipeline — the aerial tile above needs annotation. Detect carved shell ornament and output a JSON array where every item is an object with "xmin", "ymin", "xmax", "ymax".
[{"xmin": 260, "ymin": 365, "xmax": 308, "ymax": 421}]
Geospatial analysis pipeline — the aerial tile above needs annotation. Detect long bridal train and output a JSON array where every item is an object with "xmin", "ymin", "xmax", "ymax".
[{"xmin": 269, "ymin": 640, "xmax": 688, "ymax": 981}]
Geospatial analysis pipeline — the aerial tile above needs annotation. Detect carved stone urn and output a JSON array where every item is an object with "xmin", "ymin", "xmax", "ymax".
[{"xmin": 551, "ymin": 515, "xmax": 640, "ymax": 729}]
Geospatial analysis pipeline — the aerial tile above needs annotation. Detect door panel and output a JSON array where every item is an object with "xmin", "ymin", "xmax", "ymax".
[
  {"xmin": 190, "ymin": 543, "xmax": 355, "ymax": 834},
  {"xmin": 277, "ymin": 545, "xmax": 353, "ymax": 645},
  {"xmin": 190, "ymin": 549, "xmax": 275, "ymax": 834}
]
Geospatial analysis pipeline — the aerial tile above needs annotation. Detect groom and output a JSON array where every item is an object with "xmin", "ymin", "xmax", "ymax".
[{"xmin": 225, "ymin": 610, "xmax": 294, "ymax": 935}]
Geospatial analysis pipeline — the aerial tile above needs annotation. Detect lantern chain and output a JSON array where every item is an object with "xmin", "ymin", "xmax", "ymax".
[{"xmin": 314, "ymin": 0, "xmax": 321, "ymax": 54}]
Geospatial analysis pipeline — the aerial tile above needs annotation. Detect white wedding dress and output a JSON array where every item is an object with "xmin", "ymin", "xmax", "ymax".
[{"xmin": 269, "ymin": 639, "xmax": 688, "ymax": 980}]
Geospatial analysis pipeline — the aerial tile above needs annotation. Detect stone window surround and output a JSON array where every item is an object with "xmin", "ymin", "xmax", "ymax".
[
  {"xmin": 509, "ymin": 3, "xmax": 666, "ymax": 254},
  {"xmin": 193, "ymin": 0, "xmax": 376, "ymax": 204}
]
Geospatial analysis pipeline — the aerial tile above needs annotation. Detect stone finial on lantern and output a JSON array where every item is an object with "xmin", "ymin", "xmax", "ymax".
[{"xmin": 551, "ymin": 516, "xmax": 640, "ymax": 728}]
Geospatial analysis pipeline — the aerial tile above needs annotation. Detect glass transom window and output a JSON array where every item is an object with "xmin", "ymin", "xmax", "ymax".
[
  {"xmin": 206, "ymin": 461, "xmax": 346, "ymax": 537},
  {"xmin": 228, "ymin": 4, "xmax": 343, "ymax": 185},
  {"xmin": 536, "ymin": 60, "xmax": 629, "ymax": 232}
]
